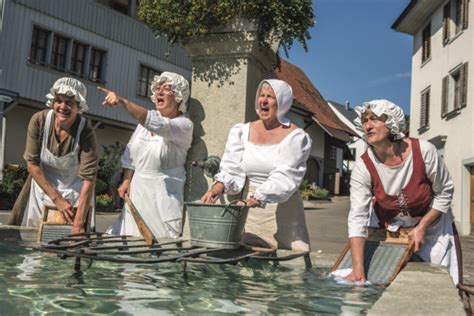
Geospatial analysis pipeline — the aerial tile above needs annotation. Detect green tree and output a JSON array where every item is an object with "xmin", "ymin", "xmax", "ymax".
[{"xmin": 138, "ymin": 0, "xmax": 315, "ymax": 58}]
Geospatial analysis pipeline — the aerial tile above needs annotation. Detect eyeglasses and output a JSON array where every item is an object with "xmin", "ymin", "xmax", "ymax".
[{"xmin": 154, "ymin": 85, "xmax": 174, "ymax": 95}]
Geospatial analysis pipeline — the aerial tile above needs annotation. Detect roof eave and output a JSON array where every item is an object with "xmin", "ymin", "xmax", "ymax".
[{"xmin": 392, "ymin": 0, "xmax": 445, "ymax": 35}]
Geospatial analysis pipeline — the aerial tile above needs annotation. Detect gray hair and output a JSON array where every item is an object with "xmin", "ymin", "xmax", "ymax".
[{"xmin": 150, "ymin": 72, "xmax": 190, "ymax": 113}]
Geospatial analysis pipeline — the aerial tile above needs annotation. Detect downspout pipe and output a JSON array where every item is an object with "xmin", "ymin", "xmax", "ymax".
[
  {"xmin": 0, "ymin": 90, "xmax": 19, "ymax": 182},
  {"xmin": 0, "ymin": 99, "xmax": 8, "ymax": 182}
]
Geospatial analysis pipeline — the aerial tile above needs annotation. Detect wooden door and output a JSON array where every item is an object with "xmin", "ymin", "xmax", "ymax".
[{"xmin": 304, "ymin": 158, "xmax": 320, "ymax": 185}]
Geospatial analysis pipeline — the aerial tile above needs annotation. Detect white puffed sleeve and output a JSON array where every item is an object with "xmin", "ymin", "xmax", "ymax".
[
  {"xmin": 347, "ymin": 157, "xmax": 373, "ymax": 238},
  {"xmin": 214, "ymin": 123, "xmax": 246, "ymax": 195},
  {"xmin": 421, "ymin": 140, "xmax": 454, "ymax": 213},
  {"xmin": 121, "ymin": 125, "xmax": 142, "ymax": 170},
  {"xmin": 143, "ymin": 110, "xmax": 193, "ymax": 149},
  {"xmin": 252, "ymin": 129, "xmax": 311, "ymax": 204}
]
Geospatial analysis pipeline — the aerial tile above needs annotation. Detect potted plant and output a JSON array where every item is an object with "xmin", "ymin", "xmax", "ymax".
[{"xmin": 299, "ymin": 180, "xmax": 330, "ymax": 201}]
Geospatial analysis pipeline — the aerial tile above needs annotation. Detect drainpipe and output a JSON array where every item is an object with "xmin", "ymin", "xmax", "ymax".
[
  {"xmin": 0, "ymin": 97, "xmax": 10, "ymax": 182},
  {"xmin": 0, "ymin": 91, "xmax": 18, "ymax": 182}
]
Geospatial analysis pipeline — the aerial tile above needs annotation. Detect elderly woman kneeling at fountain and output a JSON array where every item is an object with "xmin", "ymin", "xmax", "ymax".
[
  {"xmin": 99, "ymin": 72, "xmax": 193, "ymax": 239},
  {"xmin": 346, "ymin": 99, "xmax": 461, "ymax": 284},
  {"xmin": 201, "ymin": 79, "xmax": 312, "ymax": 251}
]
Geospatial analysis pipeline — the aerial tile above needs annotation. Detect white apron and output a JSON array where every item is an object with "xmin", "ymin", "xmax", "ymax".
[
  {"xmin": 22, "ymin": 110, "xmax": 95, "ymax": 229},
  {"xmin": 369, "ymin": 209, "xmax": 460, "ymax": 284},
  {"xmin": 107, "ymin": 129, "xmax": 185, "ymax": 239}
]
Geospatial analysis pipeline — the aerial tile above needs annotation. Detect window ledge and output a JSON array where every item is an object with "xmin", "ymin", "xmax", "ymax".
[
  {"xmin": 442, "ymin": 108, "xmax": 462, "ymax": 120},
  {"xmin": 417, "ymin": 125, "xmax": 430, "ymax": 134},
  {"xmin": 448, "ymin": 30, "xmax": 464, "ymax": 45},
  {"xmin": 26, "ymin": 61, "xmax": 105, "ymax": 85},
  {"xmin": 421, "ymin": 57, "xmax": 431, "ymax": 68}
]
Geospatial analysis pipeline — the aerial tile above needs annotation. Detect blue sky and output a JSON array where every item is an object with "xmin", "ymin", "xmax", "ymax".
[{"xmin": 285, "ymin": 0, "xmax": 413, "ymax": 114}]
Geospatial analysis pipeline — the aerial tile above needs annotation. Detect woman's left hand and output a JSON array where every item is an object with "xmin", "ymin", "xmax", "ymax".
[
  {"xmin": 408, "ymin": 225, "xmax": 426, "ymax": 253},
  {"xmin": 246, "ymin": 197, "xmax": 261, "ymax": 208}
]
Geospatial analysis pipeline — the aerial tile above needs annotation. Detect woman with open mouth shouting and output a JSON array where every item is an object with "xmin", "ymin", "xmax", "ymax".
[
  {"xmin": 22, "ymin": 77, "xmax": 98, "ymax": 234},
  {"xmin": 200, "ymin": 79, "xmax": 312, "ymax": 252},
  {"xmin": 99, "ymin": 72, "xmax": 193, "ymax": 239}
]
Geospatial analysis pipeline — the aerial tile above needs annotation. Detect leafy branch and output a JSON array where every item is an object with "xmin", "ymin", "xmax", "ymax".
[{"xmin": 137, "ymin": 0, "xmax": 315, "ymax": 57}]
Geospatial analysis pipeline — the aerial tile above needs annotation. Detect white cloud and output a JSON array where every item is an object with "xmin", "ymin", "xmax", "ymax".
[{"xmin": 367, "ymin": 72, "xmax": 411, "ymax": 87}]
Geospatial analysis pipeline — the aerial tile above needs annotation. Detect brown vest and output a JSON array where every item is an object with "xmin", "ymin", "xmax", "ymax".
[{"xmin": 361, "ymin": 138, "xmax": 433, "ymax": 227}]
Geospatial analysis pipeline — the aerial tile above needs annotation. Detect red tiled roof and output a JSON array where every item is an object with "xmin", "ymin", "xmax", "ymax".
[{"xmin": 273, "ymin": 59, "xmax": 356, "ymax": 136}]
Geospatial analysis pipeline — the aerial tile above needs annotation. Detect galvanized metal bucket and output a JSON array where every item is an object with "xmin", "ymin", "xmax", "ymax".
[{"xmin": 185, "ymin": 200, "xmax": 249, "ymax": 249}]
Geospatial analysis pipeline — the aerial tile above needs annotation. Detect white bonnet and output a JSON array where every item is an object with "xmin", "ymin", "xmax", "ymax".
[
  {"xmin": 255, "ymin": 79, "xmax": 293, "ymax": 126},
  {"xmin": 46, "ymin": 77, "xmax": 88, "ymax": 112},
  {"xmin": 150, "ymin": 72, "xmax": 190, "ymax": 113},
  {"xmin": 354, "ymin": 99, "xmax": 406, "ymax": 140}
]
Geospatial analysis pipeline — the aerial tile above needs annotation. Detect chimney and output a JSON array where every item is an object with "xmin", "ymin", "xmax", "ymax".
[{"xmin": 345, "ymin": 101, "xmax": 350, "ymax": 110}]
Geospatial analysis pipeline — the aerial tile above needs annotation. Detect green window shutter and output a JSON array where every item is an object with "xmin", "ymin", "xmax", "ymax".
[
  {"xmin": 442, "ymin": 75, "xmax": 449, "ymax": 117},
  {"xmin": 461, "ymin": 62, "xmax": 468, "ymax": 107},
  {"xmin": 443, "ymin": 3, "xmax": 451, "ymax": 44},
  {"xmin": 420, "ymin": 89, "xmax": 430, "ymax": 128},
  {"xmin": 420, "ymin": 91, "xmax": 426, "ymax": 128},
  {"xmin": 462, "ymin": 0, "xmax": 469, "ymax": 29}
]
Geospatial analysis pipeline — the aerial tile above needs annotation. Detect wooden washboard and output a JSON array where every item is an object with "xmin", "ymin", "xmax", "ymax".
[
  {"xmin": 38, "ymin": 205, "xmax": 91, "ymax": 243},
  {"xmin": 332, "ymin": 228, "xmax": 414, "ymax": 285}
]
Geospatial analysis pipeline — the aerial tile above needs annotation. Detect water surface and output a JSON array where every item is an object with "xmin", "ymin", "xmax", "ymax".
[{"xmin": 0, "ymin": 241, "xmax": 384, "ymax": 314}]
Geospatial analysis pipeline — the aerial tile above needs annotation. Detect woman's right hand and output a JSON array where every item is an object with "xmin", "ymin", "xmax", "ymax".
[
  {"xmin": 346, "ymin": 264, "xmax": 366, "ymax": 283},
  {"xmin": 117, "ymin": 180, "xmax": 131, "ymax": 199},
  {"xmin": 200, "ymin": 191, "xmax": 220, "ymax": 204},
  {"xmin": 97, "ymin": 87, "xmax": 126, "ymax": 107},
  {"xmin": 200, "ymin": 182, "xmax": 225, "ymax": 204},
  {"xmin": 54, "ymin": 196, "xmax": 74, "ymax": 224}
]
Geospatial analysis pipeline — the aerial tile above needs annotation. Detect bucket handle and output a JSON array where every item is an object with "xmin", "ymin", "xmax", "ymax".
[{"xmin": 220, "ymin": 200, "xmax": 247, "ymax": 217}]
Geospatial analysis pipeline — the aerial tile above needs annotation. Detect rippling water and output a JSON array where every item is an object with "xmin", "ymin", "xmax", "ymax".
[{"xmin": 0, "ymin": 241, "xmax": 384, "ymax": 314}]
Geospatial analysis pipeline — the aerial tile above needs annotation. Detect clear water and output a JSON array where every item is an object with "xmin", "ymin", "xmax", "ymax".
[{"xmin": 0, "ymin": 241, "xmax": 384, "ymax": 315}]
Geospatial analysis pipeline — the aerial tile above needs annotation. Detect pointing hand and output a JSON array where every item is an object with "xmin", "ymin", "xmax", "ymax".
[{"xmin": 97, "ymin": 86, "xmax": 125, "ymax": 107}]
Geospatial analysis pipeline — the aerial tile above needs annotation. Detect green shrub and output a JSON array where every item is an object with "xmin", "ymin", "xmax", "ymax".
[
  {"xmin": 299, "ymin": 180, "xmax": 329, "ymax": 199},
  {"xmin": 96, "ymin": 194, "xmax": 113, "ymax": 211},
  {"xmin": 312, "ymin": 186, "xmax": 329, "ymax": 199},
  {"xmin": 98, "ymin": 142, "xmax": 125, "ymax": 183},
  {"xmin": 0, "ymin": 165, "xmax": 28, "ymax": 206},
  {"xmin": 95, "ymin": 178, "xmax": 108, "ymax": 195}
]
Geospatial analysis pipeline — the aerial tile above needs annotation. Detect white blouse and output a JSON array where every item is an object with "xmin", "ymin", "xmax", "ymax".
[
  {"xmin": 215, "ymin": 123, "xmax": 312, "ymax": 204},
  {"xmin": 348, "ymin": 139, "xmax": 454, "ymax": 238},
  {"xmin": 121, "ymin": 110, "xmax": 193, "ymax": 171}
]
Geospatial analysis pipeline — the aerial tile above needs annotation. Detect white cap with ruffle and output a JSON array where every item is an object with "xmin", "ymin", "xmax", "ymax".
[
  {"xmin": 255, "ymin": 79, "xmax": 293, "ymax": 127},
  {"xmin": 354, "ymin": 99, "xmax": 406, "ymax": 140},
  {"xmin": 46, "ymin": 77, "xmax": 88, "ymax": 112},
  {"xmin": 150, "ymin": 72, "xmax": 190, "ymax": 113}
]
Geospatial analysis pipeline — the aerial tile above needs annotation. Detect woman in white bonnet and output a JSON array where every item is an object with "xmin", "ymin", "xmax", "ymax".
[
  {"xmin": 200, "ymin": 79, "xmax": 312, "ymax": 251},
  {"xmin": 99, "ymin": 72, "xmax": 193, "ymax": 239},
  {"xmin": 346, "ymin": 99, "xmax": 461, "ymax": 284},
  {"xmin": 22, "ymin": 77, "xmax": 98, "ymax": 234}
]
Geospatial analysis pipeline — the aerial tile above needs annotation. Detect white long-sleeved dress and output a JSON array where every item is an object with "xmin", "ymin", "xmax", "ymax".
[
  {"xmin": 348, "ymin": 139, "xmax": 459, "ymax": 284},
  {"xmin": 107, "ymin": 110, "xmax": 193, "ymax": 239},
  {"xmin": 215, "ymin": 123, "xmax": 312, "ymax": 251}
]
